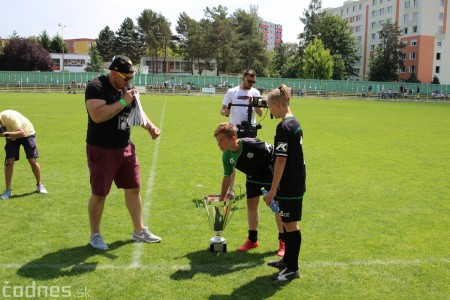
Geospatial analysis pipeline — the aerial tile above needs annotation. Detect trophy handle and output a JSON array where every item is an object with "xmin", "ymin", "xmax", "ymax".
[{"xmin": 195, "ymin": 184, "xmax": 204, "ymax": 208}]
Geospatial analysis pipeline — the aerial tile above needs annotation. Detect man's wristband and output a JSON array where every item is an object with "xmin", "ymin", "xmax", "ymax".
[{"xmin": 119, "ymin": 99, "xmax": 127, "ymax": 107}]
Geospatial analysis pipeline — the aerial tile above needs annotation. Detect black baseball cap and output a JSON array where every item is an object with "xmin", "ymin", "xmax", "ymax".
[{"xmin": 109, "ymin": 55, "xmax": 134, "ymax": 73}]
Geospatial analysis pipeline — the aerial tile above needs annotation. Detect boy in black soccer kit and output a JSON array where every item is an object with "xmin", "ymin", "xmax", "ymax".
[
  {"xmin": 214, "ymin": 122, "xmax": 284, "ymax": 253},
  {"xmin": 264, "ymin": 84, "xmax": 306, "ymax": 281}
]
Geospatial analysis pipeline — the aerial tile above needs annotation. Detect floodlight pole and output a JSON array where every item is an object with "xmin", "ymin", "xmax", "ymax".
[{"xmin": 58, "ymin": 23, "xmax": 66, "ymax": 73}]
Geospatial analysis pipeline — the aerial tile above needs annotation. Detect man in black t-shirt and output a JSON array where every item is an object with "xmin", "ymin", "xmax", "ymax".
[
  {"xmin": 214, "ymin": 122, "xmax": 284, "ymax": 255},
  {"xmin": 85, "ymin": 55, "xmax": 161, "ymax": 250}
]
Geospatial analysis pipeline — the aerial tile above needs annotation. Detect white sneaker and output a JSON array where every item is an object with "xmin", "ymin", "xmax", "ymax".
[
  {"xmin": 36, "ymin": 184, "xmax": 48, "ymax": 194},
  {"xmin": 0, "ymin": 189, "xmax": 12, "ymax": 199},
  {"xmin": 132, "ymin": 226, "xmax": 161, "ymax": 243},
  {"xmin": 90, "ymin": 233, "xmax": 109, "ymax": 250}
]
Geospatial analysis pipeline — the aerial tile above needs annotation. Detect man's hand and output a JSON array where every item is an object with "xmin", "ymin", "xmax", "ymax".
[{"xmin": 148, "ymin": 126, "xmax": 161, "ymax": 140}]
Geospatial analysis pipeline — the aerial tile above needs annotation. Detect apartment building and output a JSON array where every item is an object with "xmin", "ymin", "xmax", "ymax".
[
  {"xmin": 260, "ymin": 20, "xmax": 283, "ymax": 51},
  {"xmin": 326, "ymin": 0, "xmax": 449, "ymax": 83}
]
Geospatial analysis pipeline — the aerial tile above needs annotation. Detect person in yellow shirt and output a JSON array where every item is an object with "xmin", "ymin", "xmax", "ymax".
[{"xmin": 0, "ymin": 110, "xmax": 47, "ymax": 199}]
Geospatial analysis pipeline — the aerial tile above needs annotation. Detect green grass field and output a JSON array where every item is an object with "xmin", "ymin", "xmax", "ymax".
[{"xmin": 0, "ymin": 93, "xmax": 449, "ymax": 299}]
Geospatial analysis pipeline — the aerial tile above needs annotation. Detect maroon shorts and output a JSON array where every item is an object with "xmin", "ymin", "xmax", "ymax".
[{"xmin": 86, "ymin": 143, "xmax": 140, "ymax": 197}]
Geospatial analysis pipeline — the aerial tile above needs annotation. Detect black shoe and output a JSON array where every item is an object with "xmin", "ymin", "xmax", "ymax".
[
  {"xmin": 267, "ymin": 259, "xmax": 287, "ymax": 270},
  {"xmin": 271, "ymin": 268, "xmax": 300, "ymax": 281}
]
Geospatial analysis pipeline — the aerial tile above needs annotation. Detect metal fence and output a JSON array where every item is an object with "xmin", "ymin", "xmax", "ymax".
[{"xmin": 1, "ymin": 71, "xmax": 448, "ymax": 97}]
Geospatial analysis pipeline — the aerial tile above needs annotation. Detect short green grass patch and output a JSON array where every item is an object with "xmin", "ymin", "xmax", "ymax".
[{"xmin": 0, "ymin": 93, "xmax": 448, "ymax": 299}]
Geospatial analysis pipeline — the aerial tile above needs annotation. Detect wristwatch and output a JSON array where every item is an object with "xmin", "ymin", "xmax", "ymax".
[{"xmin": 4, "ymin": 133, "xmax": 9, "ymax": 137}]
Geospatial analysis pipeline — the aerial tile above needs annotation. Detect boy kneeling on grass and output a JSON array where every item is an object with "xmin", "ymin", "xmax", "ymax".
[{"xmin": 214, "ymin": 122, "xmax": 285, "ymax": 256}]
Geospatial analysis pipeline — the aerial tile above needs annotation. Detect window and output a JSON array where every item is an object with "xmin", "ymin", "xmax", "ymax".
[
  {"xmin": 371, "ymin": 33, "xmax": 376, "ymax": 40},
  {"xmin": 413, "ymin": 0, "xmax": 418, "ymax": 6},
  {"xmin": 373, "ymin": 0, "xmax": 377, "ymax": 5},
  {"xmin": 440, "ymin": 0, "xmax": 444, "ymax": 6},
  {"xmin": 380, "ymin": 8, "xmax": 385, "ymax": 15},
  {"xmin": 435, "ymin": 66, "xmax": 440, "ymax": 73},
  {"xmin": 413, "ymin": 26, "xmax": 418, "ymax": 33},
  {"xmin": 413, "ymin": 12, "xmax": 419, "ymax": 20},
  {"xmin": 437, "ymin": 41, "xmax": 442, "ymax": 47},
  {"xmin": 404, "ymin": 27, "xmax": 409, "ymax": 34},
  {"xmin": 359, "ymin": 4, "xmax": 362, "ymax": 9},
  {"xmin": 410, "ymin": 52, "xmax": 416, "ymax": 60},
  {"xmin": 439, "ymin": 12, "xmax": 444, "ymax": 21},
  {"xmin": 404, "ymin": 14, "xmax": 409, "ymax": 22},
  {"xmin": 410, "ymin": 65, "xmax": 416, "ymax": 73},
  {"xmin": 400, "ymin": 65, "xmax": 406, "ymax": 73},
  {"xmin": 401, "ymin": 53, "xmax": 406, "ymax": 60},
  {"xmin": 370, "ymin": 45, "xmax": 375, "ymax": 51},
  {"xmin": 438, "ymin": 26, "xmax": 443, "ymax": 34},
  {"xmin": 358, "ymin": 35, "xmax": 362, "ymax": 41},
  {"xmin": 411, "ymin": 39, "xmax": 417, "ymax": 47},
  {"xmin": 405, "ymin": 1, "xmax": 410, "ymax": 8},
  {"xmin": 388, "ymin": 6, "xmax": 393, "ymax": 13},
  {"xmin": 436, "ymin": 53, "xmax": 441, "ymax": 60},
  {"xmin": 372, "ymin": 22, "xmax": 377, "ymax": 29}
]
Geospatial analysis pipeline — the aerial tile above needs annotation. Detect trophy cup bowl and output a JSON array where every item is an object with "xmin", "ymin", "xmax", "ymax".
[{"xmin": 203, "ymin": 194, "xmax": 236, "ymax": 252}]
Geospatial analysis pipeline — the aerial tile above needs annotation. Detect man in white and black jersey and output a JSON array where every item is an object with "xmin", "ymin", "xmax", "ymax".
[{"xmin": 214, "ymin": 122, "xmax": 284, "ymax": 255}]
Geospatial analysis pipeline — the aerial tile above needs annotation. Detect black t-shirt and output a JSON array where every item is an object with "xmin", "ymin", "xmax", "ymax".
[
  {"xmin": 274, "ymin": 116, "xmax": 306, "ymax": 199},
  {"xmin": 222, "ymin": 137, "xmax": 274, "ymax": 182},
  {"xmin": 85, "ymin": 75, "xmax": 131, "ymax": 148}
]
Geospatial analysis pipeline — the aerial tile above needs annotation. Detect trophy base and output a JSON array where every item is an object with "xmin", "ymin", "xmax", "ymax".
[{"xmin": 209, "ymin": 236, "xmax": 227, "ymax": 252}]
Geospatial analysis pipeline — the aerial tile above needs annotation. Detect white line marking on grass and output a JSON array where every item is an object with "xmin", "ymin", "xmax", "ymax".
[
  {"xmin": 3, "ymin": 257, "xmax": 449, "ymax": 271},
  {"xmin": 130, "ymin": 96, "xmax": 168, "ymax": 269}
]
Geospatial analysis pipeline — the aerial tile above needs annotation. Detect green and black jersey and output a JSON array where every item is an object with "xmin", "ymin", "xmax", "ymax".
[
  {"xmin": 274, "ymin": 115, "xmax": 306, "ymax": 200},
  {"xmin": 222, "ymin": 138, "xmax": 274, "ymax": 184}
]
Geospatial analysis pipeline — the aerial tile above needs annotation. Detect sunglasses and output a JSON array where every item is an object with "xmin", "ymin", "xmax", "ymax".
[
  {"xmin": 245, "ymin": 77, "xmax": 256, "ymax": 84},
  {"xmin": 117, "ymin": 71, "xmax": 134, "ymax": 82}
]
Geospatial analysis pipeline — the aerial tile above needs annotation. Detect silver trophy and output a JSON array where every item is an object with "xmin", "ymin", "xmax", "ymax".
[{"xmin": 203, "ymin": 194, "xmax": 237, "ymax": 252}]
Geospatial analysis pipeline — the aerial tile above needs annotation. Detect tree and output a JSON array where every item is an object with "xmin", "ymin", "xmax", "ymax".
[
  {"xmin": 229, "ymin": 9, "xmax": 268, "ymax": 75},
  {"xmin": 176, "ymin": 12, "xmax": 211, "ymax": 75},
  {"xmin": 96, "ymin": 26, "xmax": 116, "ymax": 62},
  {"xmin": 84, "ymin": 45, "xmax": 104, "ymax": 72},
  {"xmin": 115, "ymin": 17, "xmax": 142, "ymax": 64},
  {"xmin": 368, "ymin": 21, "xmax": 404, "ymax": 82},
  {"xmin": 270, "ymin": 42, "xmax": 301, "ymax": 78},
  {"xmin": 303, "ymin": 37, "xmax": 333, "ymax": 79},
  {"xmin": 406, "ymin": 72, "xmax": 421, "ymax": 83},
  {"xmin": 38, "ymin": 30, "xmax": 52, "ymax": 52},
  {"xmin": 315, "ymin": 13, "xmax": 359, "ymax": 79},
  {"xmin": 431, "ymin": 75, "xmax": 440, "ymax": 84},
  {"xmin": 0, "ymin": 38, "xmax": 53, "ymax": 71},
  {"xmin": 49, "ymin": 34, "xmax": 66, "ymax": 53},
  {"xmin": 203, "ymin": 6, "xmax": 235, "ymax": 75}
]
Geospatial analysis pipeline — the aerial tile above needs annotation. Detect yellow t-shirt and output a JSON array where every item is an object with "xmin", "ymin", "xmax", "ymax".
[{"xmin": 0, "ymin": 110, "xmax": 35, "ymax": 137}]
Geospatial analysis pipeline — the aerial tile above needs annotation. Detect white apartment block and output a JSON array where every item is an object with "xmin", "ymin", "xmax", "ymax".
[
  {"xmin": 260, "ymin": 20, "xmax": 283, "ymax": 51},
  {"xmin": 326, "ymin": 0, "xmax": 449, "ymax": 83}
]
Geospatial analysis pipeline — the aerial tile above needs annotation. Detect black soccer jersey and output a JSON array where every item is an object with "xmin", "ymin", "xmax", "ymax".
[
  {"xmin": 274, "ymin": 115, "xmax": 306, "ymax": 199},
  {"xmin": 222, "ymin": 138, "xmax": 274, "ymax": 183}
]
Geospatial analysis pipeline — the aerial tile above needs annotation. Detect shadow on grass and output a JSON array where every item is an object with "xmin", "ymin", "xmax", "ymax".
[
  {"xmin": 170, "ymin": 249, "xmax": 273, "ymax": 280},
  {"xmin": 171, "ymin": 249, "xmax": 285, "ymax": 298},
  {"xmin": 17, "ymin": 240, "xmax": 133, "ymax": 280},
  {"xmin": 208, "ymin": 274, "xmax": 290, "ymax": 299},
  {"xmin": 6, "ymin": 191, "xmax": 37, "ymax": 199}
]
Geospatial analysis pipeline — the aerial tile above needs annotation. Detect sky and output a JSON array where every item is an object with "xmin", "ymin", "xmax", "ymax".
[{"xmin": 0, "ymin": 0, "xmax": 345, "ymax": 44}]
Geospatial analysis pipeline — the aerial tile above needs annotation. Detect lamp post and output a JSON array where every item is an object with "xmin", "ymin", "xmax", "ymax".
[{"xmin": 58, "ymin": 23, "xmax": 66, "ymax": 73}]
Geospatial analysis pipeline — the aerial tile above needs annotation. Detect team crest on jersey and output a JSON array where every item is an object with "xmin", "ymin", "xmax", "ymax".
[
  {"xmin": 276, "ymin": 142, "xmax": 288, "ymax": 152},
  {"xmin": 247, "ymin": 152, "xmax": 254, "ymax": 159},
  {"xmin": 230, "ymin": 158, "xmax": 235, "ymax": 164}
]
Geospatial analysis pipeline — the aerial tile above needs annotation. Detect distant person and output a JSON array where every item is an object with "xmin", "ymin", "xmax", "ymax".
[
  {"xmin": 84, "ymin": 55, "xmax": 161, "ymax": 250},
  {"xmin": 0, "ymin": 110, "xmax": 47, "ymax": 199},
  {"xmin": 264, "ymin": 84, "xmax": 306, "ymax": 281},
  {"xmin": 214, "ymin": 122, "xmax": 285, "ymax": 256}
]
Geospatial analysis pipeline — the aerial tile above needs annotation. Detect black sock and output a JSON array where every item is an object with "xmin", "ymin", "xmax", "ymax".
[
  {"xmin": 284, "ymin": 230, "xmax": 301, "ymax": 272},
  {"xmin": 278, "ymin": 232, "xmax": 285, "ymax": 242},
  {"xmin": 248, "ymin": 230, "xmax": 258, "ymax": 243}
]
